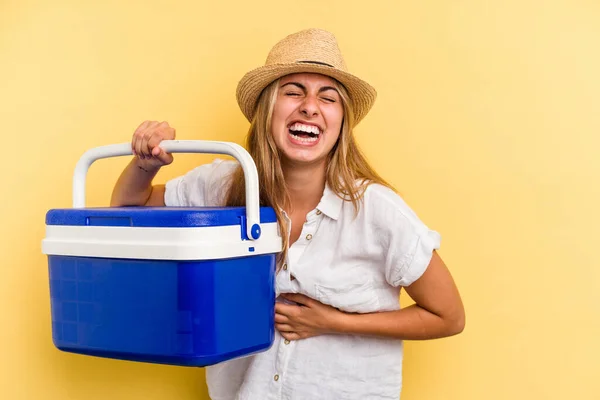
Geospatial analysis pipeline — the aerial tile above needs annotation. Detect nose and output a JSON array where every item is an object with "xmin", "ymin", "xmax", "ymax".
[{"xmin": 300, "ymin": 94, "xmax": 320, "ymax": 118}]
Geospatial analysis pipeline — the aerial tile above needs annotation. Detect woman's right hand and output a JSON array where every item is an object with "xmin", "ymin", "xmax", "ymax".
[{"xmin": 132, "ymin": 120, "xmax": 176, "ymax": 170}]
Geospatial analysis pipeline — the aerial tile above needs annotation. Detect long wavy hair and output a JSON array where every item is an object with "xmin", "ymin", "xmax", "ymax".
[{"xmin": 224, "ymin": 76, "xmax": 393, "ymax": 266}]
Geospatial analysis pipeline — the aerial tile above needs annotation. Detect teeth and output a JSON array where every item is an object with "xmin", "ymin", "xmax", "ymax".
[
  {"xmin": 290, "ymin": 132, "xmax": 319, "ymax": 142},
  {"xmin": 290, "ymin": 123, "xmax": 321, "ymax": 135}
]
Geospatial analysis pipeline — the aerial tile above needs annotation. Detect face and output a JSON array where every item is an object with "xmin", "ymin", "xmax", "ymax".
[{"xmin": 270, "ymin": 73, "xmax": 344, "ymax": 167}]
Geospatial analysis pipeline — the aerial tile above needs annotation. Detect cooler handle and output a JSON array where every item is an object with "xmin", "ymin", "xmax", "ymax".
[{"xmin": 72, "ymin": 140, "xmax": 263, "ymax": 240}]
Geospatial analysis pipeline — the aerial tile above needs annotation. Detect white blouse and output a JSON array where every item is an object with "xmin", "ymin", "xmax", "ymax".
[{"xmin": 164, "ymin": 159, "xmax": 441, "ymax": 400}]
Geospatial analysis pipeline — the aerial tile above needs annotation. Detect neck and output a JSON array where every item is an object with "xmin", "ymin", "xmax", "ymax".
[{"xmin": 282, "ymin": 159, "xmax": 327, "ymax": 213}]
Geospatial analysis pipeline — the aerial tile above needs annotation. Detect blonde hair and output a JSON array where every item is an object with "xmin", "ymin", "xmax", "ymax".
[{"xmin": 224, "ymin": 76, "xmax": 393, "ymax": 266}]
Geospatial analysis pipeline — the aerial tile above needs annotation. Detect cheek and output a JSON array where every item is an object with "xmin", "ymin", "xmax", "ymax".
[
  {"xmin": 271, "ymin": 103, "xmax": 293, "ymax": 134},
  {"xmin": 326, "ymin": 108, "xmax": 344, "ymax": 139},
  {"xmin": 270, "ymin": 111, "xmax": 285, "ymax": 140}
]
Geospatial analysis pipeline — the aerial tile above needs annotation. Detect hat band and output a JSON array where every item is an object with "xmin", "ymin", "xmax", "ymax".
[{"xmin": 296, "ymin": 60, "xmax": 335, "ymax": 68}]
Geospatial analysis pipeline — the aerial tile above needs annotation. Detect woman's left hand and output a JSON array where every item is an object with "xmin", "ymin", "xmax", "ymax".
[{"xmin": 275, "ymin": 293, "xmax": 344, "ymax": 341}]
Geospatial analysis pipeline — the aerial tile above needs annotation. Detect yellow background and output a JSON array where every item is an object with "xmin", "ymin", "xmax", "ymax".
[{"xmin": 1, "ymin": 0, "xmax": 599, "ymax": 399}]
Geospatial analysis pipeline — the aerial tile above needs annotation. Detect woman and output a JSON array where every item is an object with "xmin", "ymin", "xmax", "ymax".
[{"xmin": 111, "ymin": 28, "xmax": 465, "ymax": 400}]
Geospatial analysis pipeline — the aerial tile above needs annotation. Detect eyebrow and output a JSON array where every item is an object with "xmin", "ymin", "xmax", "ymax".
[{"xmin": 280, "ymin": 82, "xmax": 339, "ymax": 95}]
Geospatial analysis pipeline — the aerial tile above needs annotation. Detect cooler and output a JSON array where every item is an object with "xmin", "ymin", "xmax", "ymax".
[{"xmin": 41, "ymin": 140, "xmax": 282, "ymax": 366}]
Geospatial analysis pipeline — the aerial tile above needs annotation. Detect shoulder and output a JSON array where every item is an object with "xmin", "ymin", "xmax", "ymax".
[
  {"xmin": 189, "ymin": 158, "xmax": 239, "ymax": 179},
  {"xmin": 361, "ymin": 183, "xmax": 430, "ymax": 232},
  {"xmin": 203, "ymin": 159, "xmax": 239, "ymax": 201},
  {"xmin": 174, "ymin": 158, "xmax": 239, "ymax": 195},
  {"xmin": 363, "ymin": 183, "xmax": 414, "ymax": 215},
  {"xmin": 164, "ymin": 158, "xmax": 239, "ymax": 207}
]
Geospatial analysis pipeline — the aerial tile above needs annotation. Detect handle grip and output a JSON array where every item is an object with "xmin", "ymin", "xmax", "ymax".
[{"xmin": 72, "ymin": 140, "xmax": 262, "ymax": 240}]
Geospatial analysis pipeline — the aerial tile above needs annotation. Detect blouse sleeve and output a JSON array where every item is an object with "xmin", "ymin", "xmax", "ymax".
[
  {"xmin": 164, "ymin": 159, "xmax": 238, "ymax": 207},
  {"xmin": 368, "ymin": 185, "xmax": 441, "ymax": 287}
]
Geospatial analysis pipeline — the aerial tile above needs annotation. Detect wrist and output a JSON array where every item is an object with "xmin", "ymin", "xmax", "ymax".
[
  {"xmin": 135, "ymin": 159, "xmax": 161, "ymax": 174},
  {"xmin": 329, "ymin": 309, "xmax": 353, "ymax": 334}
]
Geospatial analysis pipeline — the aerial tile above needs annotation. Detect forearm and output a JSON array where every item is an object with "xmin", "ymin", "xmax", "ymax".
[
  {"xmin": 333, "ymin": 304, "xmax": 464, "ymax": 340},
  {"xmin": 110, "ymin": 158, "xmax": 160, "ymax": 206}
]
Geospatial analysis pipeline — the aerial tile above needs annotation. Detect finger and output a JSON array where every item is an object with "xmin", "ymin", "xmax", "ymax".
[
  {"xmin": 275, "ymin": 323, "xmax": 294, "ymax": 332},
  {"xmin": 133, "ymin": 120, "xmax": 151, "ymax": 138},
  {"xmin": 150, "ymin": 129, "xmax": 175, "ymax": 163},
  {"xmin": 139, "ymin": 132, "xmax": 152, "ymax": 159},
  {"xmin": 147, "ymin": 128, "xmax": 167, "ymax": 155},
  {"xmin": 134, "ymin": 130, "xmax": 146, "ymax": 159},
  {"xmin": 280, "ymin": 293, "xmax": 311, "ymax": 306},
  {"xmin": 156, "ymin": 123, "xmax": 175, "ymax": 141},
  {"xmin": 144, "ymin": 123, "xmax": 163, "ymax": 157},
  {"xmin": 134, "ymin": 122, "xmax": 156, "ymax": 159},
  {"xmin": 155, "ymin": 148, "xmax": 174, "ymax": 165},
  {"xmin": 149, "ymin": 123, "xmax": 174, "ymax": 150},
  {"xmin": 274, "ymin": 312, "xmax": 289, "ymax": 324},
  {"xmin": 132, "ymin": 121, "xmax": 151, "ymax": 156},
  {"xmin": 275, "ymin": 302, "xmax": 297, "ymax": 316},
  {"xmin": 280, "ymin": 331, "xmax": 300, "ymax": 341},
  {"xmin": 151, "ymin": 145, "xmax": 161, "ymax": 157},
  {"xmin": 142, "ymin": 130, "xmax": 156, "ymax": 158},
  {"xmin": 141, "ymin": 123, "xmax": 162, "ymax": 158}
]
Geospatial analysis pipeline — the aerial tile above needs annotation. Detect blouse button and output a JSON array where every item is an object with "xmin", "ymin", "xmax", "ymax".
[
  {"xmin": 316, "ymin": 210, "xmax": 322, "ymax": 215},
  {"xmin": 284, "ymin": 339, "xmax": 290, "ymax": 345},
  {"xmin": 274, "ymin": 374, "xmax": 280, "ymax": 381},
  {"xmin": 306, "ymin": 234, "xmax": 313, "ymax": 240},
  {"xmin": 282, "ymin": 263, "xmax": 288, "ymax": 271}
]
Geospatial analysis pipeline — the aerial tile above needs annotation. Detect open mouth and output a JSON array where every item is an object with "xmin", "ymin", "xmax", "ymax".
[{"xmin": 288, "ymin": 122, "xmax": 322, "ymax": 143}]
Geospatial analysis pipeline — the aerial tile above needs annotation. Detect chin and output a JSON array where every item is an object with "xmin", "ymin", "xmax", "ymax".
[{"xmin": 281, "ymin": 151, "xmax": 327, "ymax": 165}]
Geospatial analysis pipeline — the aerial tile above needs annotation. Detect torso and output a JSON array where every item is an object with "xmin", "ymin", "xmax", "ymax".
[
  {"xmin": 168, "ymin": 160, "xmax": 437, "ymax": 399},
  {"xmin": 288, "ymin": 208, "xmax": 311, "ymax": 245}
]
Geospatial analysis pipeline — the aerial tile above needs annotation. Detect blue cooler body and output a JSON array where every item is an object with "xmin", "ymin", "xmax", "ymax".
[{"xmin": 42, "ymin": 206, "xmax": 282, "ymax": 367}]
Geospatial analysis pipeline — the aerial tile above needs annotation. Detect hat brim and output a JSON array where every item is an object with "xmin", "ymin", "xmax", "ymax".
[{"xmin": 236, "ymin": 63, "xmax": 377, "ymax": 125}]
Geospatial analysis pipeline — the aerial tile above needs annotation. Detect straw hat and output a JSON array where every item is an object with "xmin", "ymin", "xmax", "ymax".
[{"xmin": 236, "ymin": 28, "xmax": 377, "ymax": 125}]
